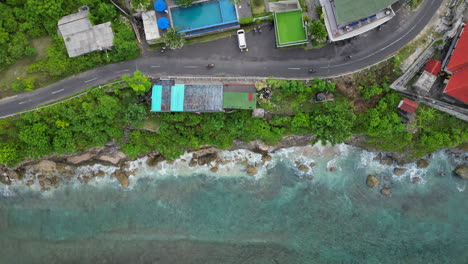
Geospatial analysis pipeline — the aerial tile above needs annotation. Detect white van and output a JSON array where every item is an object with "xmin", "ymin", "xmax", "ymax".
[{"xmin": 237, "ymin": 30, "xmax": 247, "ymax": 51}]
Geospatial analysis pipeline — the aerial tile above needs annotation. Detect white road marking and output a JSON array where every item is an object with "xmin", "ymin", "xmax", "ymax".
[
  {"xmin": 184, "ymin": 66, "xmax": 198, "ymax": 68},
  {"xmin": 288, "ymin": 67, "xmax": 301, "ymax": 70},
  {"xmin": 115, "ymin": 69, "xmax": 130, "ymax": 73},
  {"xmin": 150, "ymin": 65, "xmax": 161, "ymax": 68},
  {"xmin": 18, "ymin": 100, "xmax": 31, "ymax": 105},
  {"xmin": 51, "ymin": 89, "xmax": 65, "ymax": 94},
  {"xmin": 84, "ymin": 78, "xmax": 97, "ymax": 83}
]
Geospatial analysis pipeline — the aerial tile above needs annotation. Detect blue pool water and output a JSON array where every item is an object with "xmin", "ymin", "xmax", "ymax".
[{"xmin": 171, "ymin": 0, "xmax": 238, "ymax": 33}]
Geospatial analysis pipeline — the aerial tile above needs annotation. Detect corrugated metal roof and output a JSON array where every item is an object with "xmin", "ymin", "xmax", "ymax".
[
  {"xmin": 444, "ymin": 67, "xmax": 468, "ymax": 103},
  {"xmin": 423, "ymin": 59, "xmax": 442, "ymax": 76},
  {"xmin": 447, "ymin": 23, "xmax": 468, "ymax": 73},
  {"xmin": 151, "ymin": 85, "xmax": 163, "ymax": 111},
  {"xmin": 171, "ymin": 84, "xmax": 185, "ymax": 111},
  {"xmin": 398, "ymin": 98, "xmax": 418, "ymax": 113},
  {"xmin": 334, "ymin": 0, "xmax": 396, "ymax": 24}
]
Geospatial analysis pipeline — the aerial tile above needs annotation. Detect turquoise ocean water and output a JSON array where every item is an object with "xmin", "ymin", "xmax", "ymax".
[{"xmin": 0, "ymin": 144, "xmax": 467, "ymax": 263}]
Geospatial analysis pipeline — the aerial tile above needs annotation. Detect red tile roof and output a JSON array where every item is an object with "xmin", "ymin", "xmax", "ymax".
[
  {"xmin": 447, "ymin": 23, "xmax": 468, "ymax": 73},
  {"xmin": 444, "ymin": 67, "xmax": 468, "ymax": 103},
  {"xmin": 423, "ymin": 59, "xmax": 442, "ymax": 76},
  {"xmin": 398, "ymin": 98, "xmax": 418, "ymax": 113}
]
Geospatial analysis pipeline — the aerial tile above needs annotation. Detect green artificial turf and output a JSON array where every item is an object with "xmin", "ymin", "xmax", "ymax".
[{"xmin": 275, "ymin": 10, "xmax": 307, "ymax": 46}]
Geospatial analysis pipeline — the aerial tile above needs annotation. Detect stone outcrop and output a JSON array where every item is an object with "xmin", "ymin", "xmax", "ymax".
[
  {"xmin": 113, "ymin": 170, "xmax": 129, "ymax": 188},
  {"xmin": 246, "ymin": 165, "xmax": 257, "ymax": 176},
  {"xmin": 380, "ymin": 156, "xmax": 394, "ymax": 166},
  {"xmin": 146, "ymin": 154, "xmax": 165, "ymax": 167},
  {"xmin": 210, "ymin": 167, "xmax": 218, "ymax": 172},
  {"xmin": 411, "ymin": 177, "xmax": 422, "ymax": 184},
  {"xmin": 67, "ymin": 152, "xmax": 95, "ymax": 165},
  {"xmin": 454, "ymin": 165, "xmax": 468, "ymax": 180},
  {"xmin": 189, "ymin": 159, "xmax": 198, "ymax": 167},
  {"xmin": 96, "ymin": 151, "xmax": 127, "ymax": 165},
  {"xmin": 416, "ymin": 159, "xmax": 429, "ymax": 168},
  {"xmin": 0, "ymin": 174, "xmax": 12, "ymax": 185},
  {"xmin": 31, "ymin": 160, "xmax": 57, "ymax": 174},
  {"xmin": 366, "ymin": 175, "xmax": 380, "ymax": 188},
  {"xmin": 380, "ymin": 188, "xmax": 391, "ymax": 196},
  {"xmin": 393, "ymin": 168, "xmax": 406, "ymax": 176},
  {"xmin": 197, "ymin": 153, "xmax": 218, "ymax": 166},
  {"xmin": 298, "ymin": 165, "xmax": 309, "ymax": 172},
  {"xmin": 262, "ymin": 154, "xmax": 272, "ymax": 162}
]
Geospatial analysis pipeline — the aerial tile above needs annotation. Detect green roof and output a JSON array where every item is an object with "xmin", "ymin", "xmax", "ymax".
[
  {"xmin": 334, "ymin": 0, "xmax": 396, "ymax": 24},
  {"xmin": 223, "ymin": 92, "xmax": 256, "ymax": 109}
]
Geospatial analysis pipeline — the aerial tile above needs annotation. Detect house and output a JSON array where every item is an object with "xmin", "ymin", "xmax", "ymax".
[
  {"xmin": 151, "ymin": 80, "xmax": 257, "ymax": 112},
  {"xmin": 441, "ymin": 22, "xmax": 468, "ymax": 103},
  {"xmin": 142, "ymin": 10, "xmax": 161, "ymax": 44},
  {"xmin": 398, "ymin": 98, "xmax": 418, "ymax": 114},
  {"xmin": 413, "ymin": 59, "xmax": 442, "ymax": 95},
  {"xmin": 320, "ymin": 0, "xmax": 397, "ymax": 41},
  {"xmin": 58, "ymin": 6, "xmax": 114, "ymax": 57}
]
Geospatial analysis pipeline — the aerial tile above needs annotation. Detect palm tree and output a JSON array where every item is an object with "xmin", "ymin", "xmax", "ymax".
[{"xmin": 163, "ymin": 27, "xmax": 185, "ymax": 50}]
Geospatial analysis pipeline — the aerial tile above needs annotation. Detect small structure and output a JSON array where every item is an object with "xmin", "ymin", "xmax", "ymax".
[
  {"xmin": 142, "ymin": 11, "xmax": 160, "ymax": 44},
  {"xmin": 413, "ymin": 59, "xmax": 442, "ymax": 95},
  {"xmin": 57, "ymin": 6, "xmax": 114, "ymax": 57},
  {"xmin": 223, "ymin": 84, "xmax": 257, "ymax": 109},
  {"xmin": 441, "ymin": 22, "xmax": 468, "ymax": 103},
  {"xmin": 320, "ymin": 0, "xmax": 397, "ymax": 41},
  {"xmin": 151, "ymin": 81, "xmax": 257, "ymax": 112},
  {"xmin": 398, "ymin": 98, "xmax": 418, "ymax": 114}
]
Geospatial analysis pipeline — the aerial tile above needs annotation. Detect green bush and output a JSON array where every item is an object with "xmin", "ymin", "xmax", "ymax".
[
  {"xmin": 239, "ymin": 17, "xmax": 254, "ymax": 25},
  {"xmin": 11, "ymin": 77, "xmax": 36, "ymax": 92}
]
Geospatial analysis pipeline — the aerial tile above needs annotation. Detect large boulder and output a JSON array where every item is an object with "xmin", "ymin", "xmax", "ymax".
[
  {"xmin": 416, "ymin": 159, "xmax": 429, "ymax": 168},
  {"xmin": 262, "ymin": 154, "xmax": 272, "ymax": 162},
  {"xmin": 97, "ymin": 151, "xmax": 127, "ymax": 165},
  {"xmin": 197, "ymin": 153, "xmax": 218, "ymax": 166},
  {"xmin": 146, "ymin": 154, "xmax": 165, "ymax": 167},
  {"xmin": 114, "ymin": 170, "xmax": 129, "ymax": 188},
  {"xmin": 189, "ymin": 159, "xmax": 198, "ymax": 167},
  {"xmin": 0, "ymin": 174, "xmax": 11, "ymax": 185},
  {"xmin": 298, "ymin": 165, "xmax": 309, "ymax": 172},
  {"xmin": 31, "ymin": 160, "xmax": 57, "ymax": 174},
  {"xmin": 380, "ymin": 156, "xmax": 394, "ymax": 166},
  {"xmin": 246, "ymin": 165, "xmax": 257, "ymax": 176},
  {"xmin": 393, "ymin": 168, "xmax": 406, "ymax": 176},
  {"xmin": 454, "ymin": 165, "xmax": 468, "ymax": 180},
  {"xmin": 210, "ymin": 167, "xmax": 219, "ymax": 172},
  {"xmin": 366, "ymin": 175, "xmax": 380, "ymax": 188},
  {"xmin": 67, "ymin": 152, "xmax": 95, "ymax": 165},
  {"xmin": 411, "ymin": 177, "xmax": 422, "ymax": 184},
  {"xmin": 380, "ymin": 188, "xmax": 391, "ymax": 196}
]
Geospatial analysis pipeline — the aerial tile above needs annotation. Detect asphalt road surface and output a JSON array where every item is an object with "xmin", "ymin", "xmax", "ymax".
[{"xmin": 0, "ymin": 0, "xmax": 442, "ymax": 117}]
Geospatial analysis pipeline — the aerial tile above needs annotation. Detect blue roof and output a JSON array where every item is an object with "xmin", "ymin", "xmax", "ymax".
[
  {"xmin": 151, "ymin": 85, "xmax": 162, "ymax": 111},
  {"xmin": 170, "ymin": 84, "xmax": 185, "ymax": 111}
]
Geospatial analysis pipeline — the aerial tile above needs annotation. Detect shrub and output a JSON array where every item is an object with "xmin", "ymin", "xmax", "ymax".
[
  {"xmin": 239, "ymin": 17, "xmax": 254, "ymax": 25},
  {"xmin": 11, "ymin": 77, "xmax": 36, "ymax": 92}
]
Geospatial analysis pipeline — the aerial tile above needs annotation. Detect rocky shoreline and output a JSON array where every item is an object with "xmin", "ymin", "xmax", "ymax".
[{"xmin": 1, "ymin": 135, "xmax": 467, "ymax": 191}]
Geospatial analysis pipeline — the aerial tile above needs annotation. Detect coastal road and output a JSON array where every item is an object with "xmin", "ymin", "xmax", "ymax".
[{"xmin": 0, "ymin": 0, "xmax": 443, "ymax": 117}]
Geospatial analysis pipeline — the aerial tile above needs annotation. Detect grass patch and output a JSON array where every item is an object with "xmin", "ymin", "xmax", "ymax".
[
  {"xmin": 251, "ymin": 0, "xmax": 266, "ymax": 16},
  {"xmin": 138, "ymin": 115, "xmax": 161, "ymax": 131},
  {"xmin": 0, "ymin": 36, "xmax": 52, "ymax": 98}
]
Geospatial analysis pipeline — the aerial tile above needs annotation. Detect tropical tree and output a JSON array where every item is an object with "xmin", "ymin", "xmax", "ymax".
[
  {"xmin": 308, "ymin": 20, "xmax": 327, "ymax": 41},
  {"xmin": 163, "ymin": 27, "xmax": 185, "ymax": 49},
  {"xmin": 122, "ymin": 71, "xmax": 151, "ymax": 95}
]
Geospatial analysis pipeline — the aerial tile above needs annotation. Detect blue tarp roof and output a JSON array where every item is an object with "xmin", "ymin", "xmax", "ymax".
[
  {"xmin": 170, "ymin": 84, "xmax": 185, "ymax": 111},
  {"xmin": 151, "ymin": 84, "xmax": 162, "ymax": 111}
]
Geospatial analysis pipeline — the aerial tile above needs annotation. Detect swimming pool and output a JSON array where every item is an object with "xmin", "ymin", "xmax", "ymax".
[{"xmin": 170, "ymin": 0, "xmax": 238, "ymax": 34}]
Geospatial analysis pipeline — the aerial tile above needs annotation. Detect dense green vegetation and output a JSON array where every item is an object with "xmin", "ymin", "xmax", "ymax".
[
  {"xmin": 0, "ymin": 0, "xmax": 139, "ymax": 89},
  {"xmin": 0, "ymin": 73, "xmax": 466, "ymax": 166},
  {"xmin": 163, "ymin": 28, "xmax": 185, "ymax": 50},
  {"xmin": 308, "ymin": 20, "xmax": 327, "ymax": 41}
]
